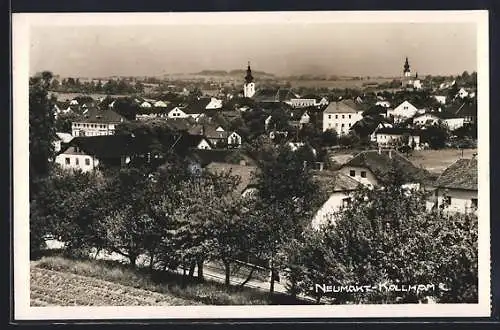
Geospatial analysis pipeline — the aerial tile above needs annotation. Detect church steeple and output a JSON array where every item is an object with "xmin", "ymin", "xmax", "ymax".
[
  {"xmin": 403, "ymin": 57, "xmax": 410, "ymax": 73},
  {"xmin": 245, "ymin": 61, "xmax": 253, "ymax": 84}
]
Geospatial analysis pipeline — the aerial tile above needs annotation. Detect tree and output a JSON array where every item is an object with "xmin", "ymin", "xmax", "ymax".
[
  {"xmin": 113, "ymin": 97, "xmax": 139, "ymax": 121},
  {"xmin": 321, "ymin": 129, "xmax": 339, "ymax": 147},
  {"xmin": 29, "ymin": 71, "xmax": 56, "ymax": 182},
  {"xmin": 253, "ymin": 145, "xmax": 321, "ymax": 293},
  {"xmin": 421, "ymin": 124, "xmax": 450, "ymax": 149}
]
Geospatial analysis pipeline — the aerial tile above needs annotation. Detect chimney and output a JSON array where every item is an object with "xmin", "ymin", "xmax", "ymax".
[
  {"xmin": 389, "ymin": 149, "xmax": 392, "ymax": 159},
  {"xmin": 378, "ymin": 147, "xmax": 382, "ymax": 155}
]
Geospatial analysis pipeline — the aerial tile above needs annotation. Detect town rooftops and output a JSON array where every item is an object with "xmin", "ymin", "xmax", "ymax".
[
  {"xmin": 188, "ymin": 149, "xmax": 256, "ymax": 168},
  {"xmin": 323, "ymin": 100, "xmax": 360, "ymax": 114},
  {"xmin": 76, "ymin": 107, "xmax": 125, "ymax": 123},
  {"xmin": 435, "ymin": 158, "xmax": 477, "ymax": 190},
  {"xmin": 341, "ymin": 149, "xmax": 431, "ymax": 184}
]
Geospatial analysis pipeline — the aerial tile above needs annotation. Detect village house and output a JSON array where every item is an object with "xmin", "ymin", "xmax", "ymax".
[
  {"xmin": 412, "ymin": 113, "xmax": 442, "ymax": 127},
  {"xmin": 434, "ymin": 95, "xmax": 447, "ymax": 104},
  {"xmin": 387, "ymin": 100, "xmax": 422, "ymax": 123},
  {"xmin": 288, "ymin": 95, "xmax": 329, "ymax": 108},
  {"xmin": 457, "ymin": 87, "xmax": 469, "ymax": 99},
  {"xmin": 53, "ymin": 132, "xmax": 73, "ymax": 153},
  {"xmin": 338, "ymin": 149, "xmax": 430, "ymax": 189},
  {"xmin": 322, "ymin": 100, "xmax": 363, "ymax": 134},
  {"xmin": 311, "ymin": 171, "xmax": 361, "ymax": 230},
  {"xmin": 373, "ymin": 127, "xmax": 422, "ymax": 149},
  {"xmin": 430, "ymin": 157, "xmax": 478, "ymax": 214},
  {"xmin": 375, "ymin": 100, "xmax": 391, "ymax": 108},
  {"xmin": 71, "ymin": 107, "xmax": 126, "ymax": 137},
  {"xmin": 154, "ymin": 100, "xmax": 168, "ymax": 108}
]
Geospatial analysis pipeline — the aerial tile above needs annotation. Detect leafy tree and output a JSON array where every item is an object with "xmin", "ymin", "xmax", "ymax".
[
  {"xmin": 321, "ymin": 129, "xmax": 339, "ymax": 147},
  {"xmin": 421, "ymin": 124, "xmax": 450, "ymax": 149},
  {"xmin": 253, "ymin": 145, "xmax": 321, "ymax": 293},
  {"xmin": 113, "ymin": 97, "xmax": 139, "ymax": 120},
  {"xmin": 55, "ymin": 112, "xmax": 80, "ymax": 133},
  {"xmin": 29, "ymin": 71, "xmax": 56, "ymax": 182}
]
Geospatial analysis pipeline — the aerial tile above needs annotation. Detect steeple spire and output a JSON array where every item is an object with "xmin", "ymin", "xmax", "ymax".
[
  {"xmin": 245, "ymin": 61, "xmax": 253, "ymax": 83},
  {"xmin": 403, "ymin": 57, "xmax": 410, "ymax": 73}
]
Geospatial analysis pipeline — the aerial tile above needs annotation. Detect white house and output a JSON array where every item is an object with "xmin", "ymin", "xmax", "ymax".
[
  {"xmin": 375, "ymin": 100, "xmax": 391, "ymax": 108},
  {"xmin": 368, "ymin": 121, "xmax": 394, "ymax": 142},
  {"xmin": 374, "ymin": 127, "xmax": 421, "ymax": 149},
  {"xmin": 457, "ymin": 88, "xmax": 469, "ymax": 99},
  {"xmin": 154, "ymin": 100, "xmax": 168, "ymax": 108},
  {"xmin": 431, "ymin": 157, "xmax": 477, "ymax": 214},
  {"xmin": 69, "ymin": 99, "xmax": 79, "ymax": 106},
  {"xmin": 322, "ymin": 100, "xmax": 363, "ymax": 135},
  {"xmin": 53, "ymin": 132, "xmax": 74, "ymax": 153},
  {"xmin": 227, "ymin": 131, "xmax": 242, "ymax": 148},
  {"xmin": 388, "ymin": 101, "xmax": 419, "ymax": 123},
  {"xmin": 140, "ymin": 101, "xmax": 152, "ymax": 108},
  {"xmin": 311, "ymin": 171, "xmax": 361, "ymax": 230},
  {"xmin": 205, "ymin": 97, "xmax": 223, "ymax": 110},
  {"xmin": 167, "ymin": 106, "xmax": 190, "ymax": 119},
  {"xmin": 71, "ymin": 108, "xmax": 126, "ymax": 137},
  {"xmin": 443, "ymin": 117, "xmax": 465, "ymax": 131},
  {"xmin": 434, "ymin": 95, "xmax": 447, "ymax": 104}
]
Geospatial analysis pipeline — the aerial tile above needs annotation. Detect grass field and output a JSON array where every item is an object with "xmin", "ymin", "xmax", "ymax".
[
  {"xmin": 31, "ymin": 256, "xmax": 308, "ymax": 306},
  {"xmin": 408, "ymin": 148, "xmax": 478, "ymax": 174}
]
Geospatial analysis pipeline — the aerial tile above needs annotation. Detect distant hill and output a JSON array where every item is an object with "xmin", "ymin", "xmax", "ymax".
[{"xmin": 193, "ymin": 69, "xmax": 275, "ymax": 77}]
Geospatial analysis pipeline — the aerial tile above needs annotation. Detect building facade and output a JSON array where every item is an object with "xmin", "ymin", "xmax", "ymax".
[
  {"xmin": 322, "ymin": 100, "xmax": 363, "ymax": 134},
  {"xmin": 243, "ymin": 62, "xmax": 256, "ymax": 98}
]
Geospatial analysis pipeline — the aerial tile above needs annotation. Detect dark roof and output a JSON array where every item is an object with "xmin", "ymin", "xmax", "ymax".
[
  {"xmin": 341, "ymin": 150, "xmax": 431, "ymax": 184},
  {"xmin": 183, "ymin": 98, "xmax": 211, "ymax": 114},
  {"xmin": 189, "ymin": 124, "xmax": 228, "ymax": 140},
  {"xmin": 375, "ymin": 127, "xmax": 422, "ymax": 136},
  {"xmin": 312, "ymin": 170, "xmax": 361, "ymax": 193},
  {"xmin": 454, "ymin": 102, "xmax": 477, "ymax": 117},
  {"xmin": 76, "ymin": 107, "xmax": 125, "ymax": 124},
  {"xmin": 277, "ymin": 88, "xmax": 298, "ymax": 102},
  {"xmin": 324, "ymin": 100, "xmax": 360, "ymax": 114},
  {"xmin": 59, "ymin": 135, "xmax": 149, "ymax": 158},
  {"xmin": 435, "ymin": 158, "xmax": 477, "ymax": 190}
]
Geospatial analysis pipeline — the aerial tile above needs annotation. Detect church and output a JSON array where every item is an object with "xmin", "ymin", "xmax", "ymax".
[
  {"xmin": 401, "ymin": 57, "xmax": 423, "ymax": 90},
  {"xmin": 243, "ymin": 62, "xmax": 256, "ymax": 98}
]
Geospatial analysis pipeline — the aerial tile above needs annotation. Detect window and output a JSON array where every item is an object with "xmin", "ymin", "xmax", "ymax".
[
  {"xmin": 348, "ymin": 123, "xmax": 351, "ymax": 127},
  {"xmin": 341, "ymin": 123, "xmax": 345, "ymax": 127},
  {"xmin": 335, "ymin": 115, "xmax": 338, "ymax": 119},
  {"xmin": 65, "ymin": 157, "xmax": 70, "ymax": 165},
  {"xmin": 361, "ymin": 171, "xmax": 367, "ymax": 178},
  {"xmin": 335, "ymin": 123, "xmax": 338, "ymax": 127},
  {"xmin": 75, "ymin": 158, "xmax": 79, "ymax": 166},
  {"xmin": 348, "ymin": 114, "xmax": 351, "ymax": 119},
  {"xmin": 85, "ymin": 158, "xmax": 91, "ymax": 166},
  {"xmin": 471, "ymin": 198, "xmax": 478, "ymax": 209},
  {"xmin": 444, "ymin": 196, "xmax": 452, "ymax": 205},
  {"xmin": 349, "ymin": 170, "xmax": 355, "ymax": 177},
  {"xmin": 342, "ymin": 197, "xmax": 352, "ymax": 208},
  {"xmin": 342, "ymin": 115, "xmax": 345, "ymax": 119},
  {"xmin": 328, "ymin": 115, "xmax": 331, "ymax": 119}
]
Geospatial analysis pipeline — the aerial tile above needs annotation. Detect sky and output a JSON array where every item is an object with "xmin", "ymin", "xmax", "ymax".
[{"xmin": 29, "ymin": 22, "xmax": 477, "ymax": 78}]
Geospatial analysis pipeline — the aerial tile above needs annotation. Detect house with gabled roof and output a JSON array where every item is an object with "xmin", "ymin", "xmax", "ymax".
[
  {"xmin": 453, "ymin": 101, "xmax": 477, "ymax": 125},
  {"xmin": 322, "ymin": 100, "xmax": 364, "ymax": 134},
  {"xmin": 388, "ymin": 100, "xmax": 421, "ymax": 123},
  {"xmin": 205, "ymin": 162, "xmax": 259, "ymax": 197},
  {"xmin": 373, "ymin": 127, "xmax": 422, "ymax": 149},
  {"xmin": 311, "ymin": 171, "xmax": 362, "ymax": 229},
  {"xmin": 338, "ymin": 149, "xmax": 431, "ymax": 189},
  {"xmin": 430, "ymin": 157, "xmax": 478, "ymax": 214},
  {"xmin": 71, "ymin": 108, "xmax": 126, "ymax": 137}
]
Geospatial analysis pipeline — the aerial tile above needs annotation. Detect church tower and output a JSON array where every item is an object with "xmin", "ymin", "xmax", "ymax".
[
  {"xmin": 243, "ymin": 62, "xmax": 256, "ymax": 98},
  {"xmin": 403, "ymin": 57, "xmax": 411, "ymax": 77}
]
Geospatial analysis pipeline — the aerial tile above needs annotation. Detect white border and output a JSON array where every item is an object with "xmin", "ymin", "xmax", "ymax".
[{"xmin": 13, "ymin": 10, "xmax": 490, "ymax": 320}]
